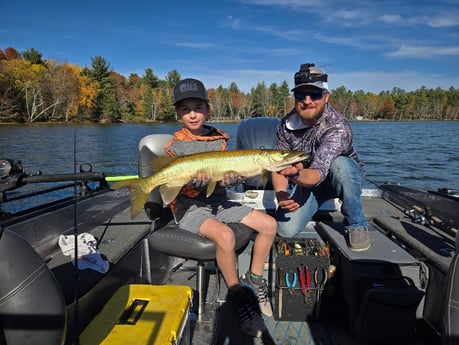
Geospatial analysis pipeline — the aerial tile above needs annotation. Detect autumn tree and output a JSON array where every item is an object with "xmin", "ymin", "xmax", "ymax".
[
  {"xmin": 4, "ymin": 47, "xmax": 20, "ymax": 60},
  {"xmin": 44, "ymin": 61, "xmax": 81, "ymax": 121}
]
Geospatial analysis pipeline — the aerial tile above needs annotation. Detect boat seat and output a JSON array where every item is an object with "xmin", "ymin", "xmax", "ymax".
[
  {"xmin": 138, "ymin": 134, "xmax": 253, "ymax": 318},
  {"xmin": 444, "ymin": 250, "xmax": 459, "ymax": 345},
  {"xmin": 236, "ymin": 116, "xmax": 280, "ymax": 189},
  {"xmin": 0, "ymin": 228, "xmax": 66, "ymax": 345}
]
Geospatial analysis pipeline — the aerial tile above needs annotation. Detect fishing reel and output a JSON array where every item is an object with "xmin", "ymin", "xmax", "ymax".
[
  {"xmin": 0, "ymin": 159, "xmax": 24, "ymax": 179},
  {"xmin": 0, "ymin": 159, "xmax": 26, "ymax": 197}
]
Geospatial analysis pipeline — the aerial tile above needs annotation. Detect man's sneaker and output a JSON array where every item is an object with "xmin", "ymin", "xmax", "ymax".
[
  {"xmin": 227, "ymin": 286, "xmax": 266, "ymax": 338},
  {"xmin": 241, "ymin": 275, "xmax": 273, "ymax": 317},
  {"xmin": 348, "ymin": 227, "xmax": 371, "ymax": 251}
]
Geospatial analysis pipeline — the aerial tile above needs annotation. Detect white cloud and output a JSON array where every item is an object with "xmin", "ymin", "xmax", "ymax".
[
  {"xmin": 388, "ymin": 44, "xmax": 459, "ymax": 58},
  {"xmin": 175, "ymin": 42, "xmax": 213, "ymax": 49}
]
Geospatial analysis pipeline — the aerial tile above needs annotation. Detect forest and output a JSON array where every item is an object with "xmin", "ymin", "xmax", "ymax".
[{"xmin": 1, "ymin": 46, "xmax": 458, "ymax": 124}]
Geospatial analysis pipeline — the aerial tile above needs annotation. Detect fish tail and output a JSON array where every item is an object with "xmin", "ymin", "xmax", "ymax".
[
  {"xmin": 129, "ymin": 187, "xmax": 149, "ymax": 219},
  {"xmin": 111, "ymin": 178, "xmax": 149, "ymax": 219}
]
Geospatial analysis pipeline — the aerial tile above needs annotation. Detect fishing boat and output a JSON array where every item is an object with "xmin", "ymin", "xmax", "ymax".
[{"xmin": 1, "ymin": 117, "xmax": 458, "ymax": 345}]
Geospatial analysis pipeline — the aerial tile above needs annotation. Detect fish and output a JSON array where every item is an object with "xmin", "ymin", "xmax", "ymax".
[{"xmin": 112, "ymin": 149, "xmax": 308, "ymax": 218}]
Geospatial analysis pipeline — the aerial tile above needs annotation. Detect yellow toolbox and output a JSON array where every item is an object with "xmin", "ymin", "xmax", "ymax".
[{"xmin": 80, "ymin": 284, "xmax": 193, "ymax": 345}]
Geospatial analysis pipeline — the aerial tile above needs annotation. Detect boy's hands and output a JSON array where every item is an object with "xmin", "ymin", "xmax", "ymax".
[
  {"xmin": 220, "ymin": 173, "xmax": 243, "ymax": 188},
  {"xmin": 188, "ymin": 172, "xmax": 242, "ymax": 188},
  {"xmin": 188, "ymin": 172, "xmax": 210, "ymax": 189}
]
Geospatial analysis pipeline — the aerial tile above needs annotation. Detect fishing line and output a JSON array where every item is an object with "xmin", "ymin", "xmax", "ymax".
[{"xmin": 72, "ymin": 129, "xmax": 80, "ymax": 345}]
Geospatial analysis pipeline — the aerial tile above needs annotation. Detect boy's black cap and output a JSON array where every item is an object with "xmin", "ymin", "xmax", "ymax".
[{"xmin": 173, "ymin": 78, "xmax": 209, "ymax": 105}]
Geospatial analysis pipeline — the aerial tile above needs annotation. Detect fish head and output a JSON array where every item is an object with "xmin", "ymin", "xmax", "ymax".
[{"xmin": 261, "ymin": 150, "xmax": 309, "ymax": 171}]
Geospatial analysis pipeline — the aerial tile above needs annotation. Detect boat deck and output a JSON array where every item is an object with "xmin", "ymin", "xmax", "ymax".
[
  {"xmin": 153, "ymin": 193, "xmax": 446, "ymax": 345},
  {"xmin": 2, "ymin": 188, "xmax": 452, "ymax": 344}
]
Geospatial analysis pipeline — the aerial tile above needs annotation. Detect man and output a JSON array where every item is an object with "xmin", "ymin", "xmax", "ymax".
[{"xmin": 272, "ymin": 63, "xmax": 370, "ymax": 251}]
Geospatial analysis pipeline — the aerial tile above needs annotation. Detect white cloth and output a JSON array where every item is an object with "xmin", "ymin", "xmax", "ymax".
[
  {"xmin": 286, "ymin": 113, "xmax": 310, "ymax": 130},
  {"xmin": 58, "ymin": 233, "xmax": 110, "ymax": 273}
]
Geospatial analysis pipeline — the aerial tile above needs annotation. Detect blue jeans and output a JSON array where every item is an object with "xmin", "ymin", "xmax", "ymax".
[{"xmin": 276, "ymin": 156, "xmax": 368, "ymax": 238}]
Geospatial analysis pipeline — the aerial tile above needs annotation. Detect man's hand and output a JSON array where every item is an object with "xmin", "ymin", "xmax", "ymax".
[
  {"xmin": 275, "ymin": 190, "xmax": 300, "ymax": 212},
  {"xmin": 277, "ymin": 162, "xmax": 302, "ymax": 180}
]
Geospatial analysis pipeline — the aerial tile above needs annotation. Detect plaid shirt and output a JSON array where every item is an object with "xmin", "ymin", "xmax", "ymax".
[{"xmin": 276, "ymin": 103, "xmax": 364, "ymax": 184}]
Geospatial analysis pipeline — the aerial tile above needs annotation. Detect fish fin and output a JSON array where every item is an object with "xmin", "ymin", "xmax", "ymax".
[
  {"xmin": 159, "ymin": 185, "xmax": 183, "ymax": 205},
  {"xmin": 206, "ymin": 181, "xmax": 218, "ymax": 198},
  {"xmin": 261, "ymin": 170, "xmax": 269, "ymax": 188},
  {"xmin": 151, "ymin": 156, "xmax": 175, "ymax": 171},
  {"xmin": 130, "ymin": 188, "xmax": 149, "ymax": 219},
  {"xmin": 111, "ymin": 178, "xmax": 148, "ymax": 219}
]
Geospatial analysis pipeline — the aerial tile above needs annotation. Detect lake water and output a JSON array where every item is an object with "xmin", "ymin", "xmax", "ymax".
[{"xmin": 1, "ymin": 121, "xmax": 458, "ymax": 193}]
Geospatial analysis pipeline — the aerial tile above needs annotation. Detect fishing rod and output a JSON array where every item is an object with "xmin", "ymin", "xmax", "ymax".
[
  {"xmin": 0, "ymin": 158, "xmax": 138, "ymax": 193},
  {"xmin": 72, "ymin": 130, "xmax": 80, "ymax": 345},
  {"xmin": 364, "ymin": 177, "xmax": 458, "ymax": 241}
]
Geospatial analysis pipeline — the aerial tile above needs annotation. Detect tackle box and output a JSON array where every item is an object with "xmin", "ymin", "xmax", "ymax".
[
  {"xmin": 273, "ymin": 237, "xmax": 330, "ymax": 321},
  {"xmin": 80, "ymin": 284, "xmax": 193, "ymax": 345}
]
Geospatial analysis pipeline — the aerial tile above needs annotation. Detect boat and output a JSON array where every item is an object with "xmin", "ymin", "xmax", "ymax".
[{"xmin": 1, "ymin": 117, "xmax": 458, "ymax": 345}]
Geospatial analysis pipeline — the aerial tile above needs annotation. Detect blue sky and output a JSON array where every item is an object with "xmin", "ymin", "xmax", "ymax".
[{"xmin": 1, "ymin": 0, "xmax": 458, "ymax": 93}]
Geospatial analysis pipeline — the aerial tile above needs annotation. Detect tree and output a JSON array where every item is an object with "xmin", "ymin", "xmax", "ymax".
[
  {"xmin": 330, "ymin": 86, "xmax": 353, "ymax": 118},
  {"xmin": 251, "ymin": 82, "xmax": 270, "ymax": 116},
  {"xmin": 378, "ymin": 93, "xmax": 396, "ymax": 119},
  {"xmin": 22, "ymin": 48, "xmax": 44, "ymax": 65},
  {"xmin": 12, "ymin": 59, "xmax": 53, "ymax": 123},
  {"xmin": 45, "ymin": 61, "xmax": 80, "ymax": 121},
  {"xmin": 89, "ymin": 56, "xmax": 112, "ymax": 82},
  {"xmin": 0, "ymin": 59, "xmax": 24, "ymax": 120},
  {"xmin": 4, "ymin": 47, "xmax": 20, "ymax": 60},
  {"xmin": 165, "ymin": 70, "xmax": 181, "ymax": 87},
  {"xmin": 87, "ymin": 56, "xmax": 120, "ymax": 121},
  {"xmin": 143, "ymin": 68, "xmax": 159, "ymax": 88}
]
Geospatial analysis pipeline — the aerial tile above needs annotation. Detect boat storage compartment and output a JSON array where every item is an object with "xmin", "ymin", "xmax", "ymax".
[
  {"xmin": 273, "ymin": 237, "xmax": 330, "ymax": 321},
  {"xmin": 317, "ymin": 222, "xmax": 426, "ymax": 344},
  {"xmin": 80, "ymin": 284, "xmax": 193, "ymax": 345}
]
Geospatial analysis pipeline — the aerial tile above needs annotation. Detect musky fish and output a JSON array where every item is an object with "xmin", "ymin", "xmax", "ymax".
[{"xmin": 112, "ymin": 149, "xmax": 308, "ymax": 218}]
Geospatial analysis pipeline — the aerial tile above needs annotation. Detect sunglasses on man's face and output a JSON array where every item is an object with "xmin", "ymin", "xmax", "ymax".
[{"xmin": 294, "ymin": 90, "xmax": 326, "ymax": 102}]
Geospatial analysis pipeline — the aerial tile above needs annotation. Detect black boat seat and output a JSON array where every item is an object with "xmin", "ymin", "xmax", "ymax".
[
  {"xmin": 0, "ymin": 228, "xmax": 66, "ymax": 345},
  {"xmin": 236, "ymin": 116, "xmax": 280, "ymax": 189},
  {"xmin": 444, "ymin": 249, "xmax": 459, "ymax": 345},
  {"xmin": 138, "ymin": 134, "xmax": 253, "ymax": 318}
]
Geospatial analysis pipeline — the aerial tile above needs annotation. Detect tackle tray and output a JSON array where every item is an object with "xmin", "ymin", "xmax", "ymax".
[{"xmin": 273, "ymin": 238, "xmax": 330, "ymax": 321}]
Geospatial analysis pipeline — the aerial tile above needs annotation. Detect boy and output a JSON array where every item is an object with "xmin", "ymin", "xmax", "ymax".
[{"xmin": 165, "ymin": 78, "xmax": 276, "ymax": 337}]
